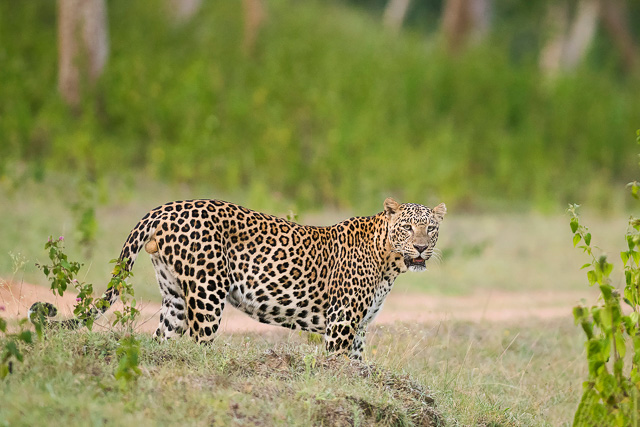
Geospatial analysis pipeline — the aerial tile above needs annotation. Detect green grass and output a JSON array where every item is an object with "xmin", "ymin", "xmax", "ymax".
[
  {"xmin": 0, "ymin": 180, "xmax": 594, "ymax": 424},
  {"xmin": 370, "ymin": 319, "xmax": 585, "ymax": 426},
  {"xmin": 0, "ymin": 317, "xmax": 584, "ymax": 426}
]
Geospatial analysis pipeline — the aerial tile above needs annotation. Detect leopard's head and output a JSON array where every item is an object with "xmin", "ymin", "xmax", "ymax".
[{"xmin": 384, "ymin": 198, "xmax": 446, "ymax": 272}]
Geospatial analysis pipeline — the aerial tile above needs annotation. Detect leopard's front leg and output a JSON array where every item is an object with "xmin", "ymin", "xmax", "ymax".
[
  {"xmin": 347, "ymin": 330, "xmax": 365, "ymax": 360},
  {"xmin": 324, "ymin": 304, "xmax": 364, "ymax": 360}
]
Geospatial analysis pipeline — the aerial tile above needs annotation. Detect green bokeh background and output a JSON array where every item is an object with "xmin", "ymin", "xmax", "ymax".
[{"xmin": 2, "ymin": 0, "xmax": 639, "ymax": 214}]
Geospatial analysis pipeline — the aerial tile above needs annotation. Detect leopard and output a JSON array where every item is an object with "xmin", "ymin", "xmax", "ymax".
[{"xmin": 31, "ymin": 197, "xmax": 446, "ymax": 360}]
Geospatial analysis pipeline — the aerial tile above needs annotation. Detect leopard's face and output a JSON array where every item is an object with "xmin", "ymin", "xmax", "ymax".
[{"xmin": 385, "ymin": 199, "xmax": 446, "ymax": 272}]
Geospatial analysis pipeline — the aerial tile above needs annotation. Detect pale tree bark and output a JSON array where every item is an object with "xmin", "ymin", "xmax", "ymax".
[
  {"xmin": 540, "ymin": 0, "xmax": 637, "ymax": 76},
  {"xmin": 540, "ymin": 0, "xmax": 599, "ymax": 76},
  {"xmin": 564, "ymin": 0, "xmax": 599, "ymax": 69},
  {"xmin": 441, "ymin": 0, "xmax": 491, "ymax": 54},
  {"xmin": 383, "ymin": 0, "xmax": 412, "ymax": 33},
  {"xmin": 242, "ymin": 0, "xmax": 266, "ymax": 56},
  {"xmin": 599, "ymin": 0, "xmax": 638, "ymax": 72},
  {"xmin": 167, "ymin": 0, "xmax": 202, "ymax": 24},
  {"xmin": 539, "ymin": 2, "xmax": 569, "ymax": 75},
  {"xmin": 58, "ymin": 0, "xmax": 109, "ymax": 108}
]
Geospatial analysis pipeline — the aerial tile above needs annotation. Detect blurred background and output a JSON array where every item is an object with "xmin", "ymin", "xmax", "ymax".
[
  {"xmin": 4, "ymin": 3, "xmax": 640, "ymax": 421},
  {"xmin": 1, "ymin": 0, "xmax": 640, "ymax": 298}
]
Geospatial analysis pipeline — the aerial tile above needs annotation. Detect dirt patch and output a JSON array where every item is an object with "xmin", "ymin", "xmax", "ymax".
[
  {"xmin": 1, "ymin": 280, "xmax": 594, "ymax": 334},
  {"xmin": 224, "ymin": 348, "xmax": 441, "ymax": 426}
]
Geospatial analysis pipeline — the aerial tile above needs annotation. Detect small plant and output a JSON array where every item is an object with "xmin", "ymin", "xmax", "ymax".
[
  {"xmin": 37, "ymin": 236, "xmax": 98, "ymax": 329},
  {"xmin": 0, "ymin": 314, "xmax": 41, "ymax": 379},
  {"xmin": 114, "ymin": 334, "xmax": 142, "ymax": 389},
  {"xmin": 569, "ymin": 131, "xmax": 640, "ymax": 426},
  {"xmin": 106, "ymin": 257, "xmax": 139, "ymax": 332},
  {"xmin": 1, "ymin": 252, "xmax": 42, "ymax": 379},
  {"xmin": 37, "ymin": 236, "xmax": 141, "ymax": 386}
]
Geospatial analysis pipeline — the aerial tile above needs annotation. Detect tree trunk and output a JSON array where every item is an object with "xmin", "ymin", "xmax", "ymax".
[
  {"xmin": 539, "ymin": 2, "xmax": 569, "ymax": 76},
  {"xmin": 58, "ymin": 0, "xmax": 109, "ymax": 108},
  {"xmin": 242, "ymin": 0, "xmax": 266, "ymax": 56},
  {"xmin": 383, "ymin": 0, "xmax": 411, "ymax": 33},
  {"xmin": 540, "ymin": 0, "xmax": 624, "ymax": 76},
  {"xmin": 167, "ymin": 0, "xmax": 202, "ymax": 24},
  {"xmin": 563, "ymin": 0, "xmax": 599, "ymax": 69},
  {"xmin": 599, "ymin": 0, "xmax": 638, "ymax": 72},
  {"xmin": 441, "ymin": 0, "xmax": 491, "ymax": 54}
]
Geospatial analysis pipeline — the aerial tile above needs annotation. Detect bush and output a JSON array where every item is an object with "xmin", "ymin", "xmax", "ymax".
[
  {"xmin": 569, "ymin": 131, "xmax": 640, "ymax": 426},
  {"xmin": 1, "ymin": 0, "xmax": 639, "ymax": 211}
]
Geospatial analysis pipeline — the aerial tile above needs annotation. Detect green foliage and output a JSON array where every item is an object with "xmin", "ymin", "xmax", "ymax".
[
  {"xmin": 569, "ymin": 131, "xmax": 640, "ymax": 426},
  {"xmin": 107, "ymin": 257, "xmax": 139, "ymax": 332},
  {"xmin": 36, "ymin": 237, "xmax": 81, "ymax": 297},
  {"xmin": 1, "ymin": 0, "xmax": 639, "ymax": 211},
  {"xmin": 37, "ymin": 237, "xmax": 141, "ymax": 386},
  {"xmin": 0, "ymin": 318, "xmax": 39, "ymax": 379},
  {"xmin": 114, "ymin": 334, "xmax": 142, "ymax": 389},
  {"xmin": 36, "ymin": 237, "xmax": 97, "ymax": 328}
]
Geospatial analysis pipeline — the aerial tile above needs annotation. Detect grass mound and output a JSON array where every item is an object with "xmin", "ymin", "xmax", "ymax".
[{"xmin": 0, "ymin": 329, "xmax": 440, "ymax": 426}]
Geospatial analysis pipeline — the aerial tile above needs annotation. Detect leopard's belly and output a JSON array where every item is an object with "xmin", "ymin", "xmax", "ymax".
[{"xmin": 226, "ymin": 284, "xmax": 327, "ymax": 333}]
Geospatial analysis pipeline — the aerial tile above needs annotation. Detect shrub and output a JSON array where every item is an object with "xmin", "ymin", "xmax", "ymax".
[{"xmin": 569, "ymin": 131, "xmax": 640, "ymax": 426}]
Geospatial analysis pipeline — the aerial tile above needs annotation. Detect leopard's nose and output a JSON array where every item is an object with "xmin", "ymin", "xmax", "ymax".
[{"xmin": 414, "ymin": 245, "xmax": 428, "ymax": 254}]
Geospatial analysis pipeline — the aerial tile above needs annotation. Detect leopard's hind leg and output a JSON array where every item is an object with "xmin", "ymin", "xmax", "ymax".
[
  {"xmin": 150, "ymin": 217, "xmax": 229, "ymax": 343},
  {"xmin": 178, "ymin": 242, "xmax": 230, "ymax": 343},
  {"xmin": 150, "ymin": 251, "xmax": 188, "ymax": 339}
]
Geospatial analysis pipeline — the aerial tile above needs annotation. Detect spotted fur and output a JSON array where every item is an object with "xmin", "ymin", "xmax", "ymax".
[{"xmin": 34, "ymin": 198, "xmax": 446, "ymax": 359}]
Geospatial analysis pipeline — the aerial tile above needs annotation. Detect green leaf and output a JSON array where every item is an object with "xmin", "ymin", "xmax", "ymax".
[
  {"xmin": 615, "ymin": 335, "xmax": 626, "ymax": 359},
  {"xmin": 624, "ymin": 286, "xmax": 636, "ymax": 307},
  {"xmin": 571, "ymin": 218, "xmax": 579, "ymax": 233},
  {"xmin": 573, "ymin": 234, "xmax": 581, "ymax": 247},
  {"xmin": 621, "ymin": 251, "xmax": 630, "ymax": 265},
  {"xmin": 18, "ymin": 331, "xmax": 32, "ymax": 344},
  {"xmin": 584, "ymin": 233, "xmax": 591, "ymax": 246},
  {"xmin": 5, "ymin": 341, "xmax": 23, "ymax": 362},
  {"xmin": 587, "ymin": 270, "xmax": 597, "ymax": 285},
  {"xmin": 600, "ymin": 284, "xmax": 613, "ymax": 300},
  {"xmin": 586, "ymin": 338, "xmax": 602, "ymax": 358},
  {"xmin": 603, "ymin": 262, "xmax": 613, "ymax": 277},
  {"xmin": 600, "ymin": 306, "xmax": 612, "ymax": 330},
  {"xmin": 592, "ymin": 307, "xmax": 602, "ymax": 324},
  {"xmin": 580, "ymin": 263, "xmax": 592, "ymax": 270}
]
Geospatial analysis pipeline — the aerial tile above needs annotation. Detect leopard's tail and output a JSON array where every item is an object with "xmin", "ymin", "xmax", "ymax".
[{"xmin": 29, "ymin": 209, "xmax": 164, "ymax": 330}]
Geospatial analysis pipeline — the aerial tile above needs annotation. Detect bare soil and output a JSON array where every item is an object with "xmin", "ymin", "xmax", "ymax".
[{"xmin": 0, "ymin": 281, "xmax": 594, "ymax": 334}]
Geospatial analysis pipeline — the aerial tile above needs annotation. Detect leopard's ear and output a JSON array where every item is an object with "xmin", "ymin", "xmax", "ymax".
[
  {"xmin": 384, "ymin": 198, "xmax": 400, "ymax": 217},
  {"xmin": 433, "ymin": 203, "xmax": 447, "ymax": 221}
]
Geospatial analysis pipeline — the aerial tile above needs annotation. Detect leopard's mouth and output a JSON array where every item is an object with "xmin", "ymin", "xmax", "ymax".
[{"xmin": 404, "ymin": 257, "xmax": 426, "ymax": 268}]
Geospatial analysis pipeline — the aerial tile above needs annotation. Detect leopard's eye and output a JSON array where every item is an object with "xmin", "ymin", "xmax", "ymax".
[
  {"xmin": 427, "ymin": 225, "xmax": 436, "ymax": 233},
  {"xmin": 402, "ymin": 224, "xmax": 412, "ymax": 231}
]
